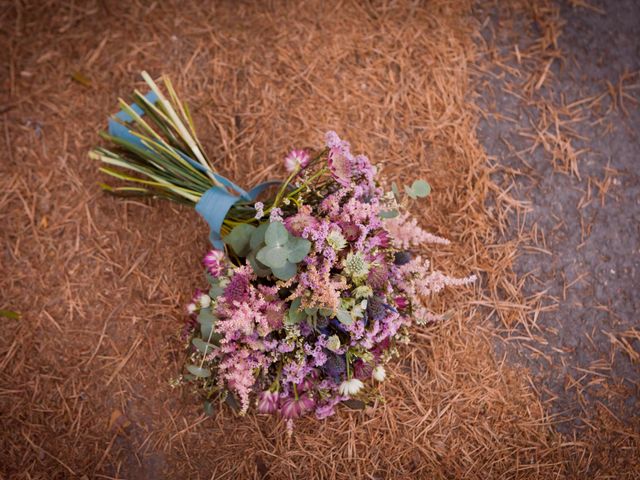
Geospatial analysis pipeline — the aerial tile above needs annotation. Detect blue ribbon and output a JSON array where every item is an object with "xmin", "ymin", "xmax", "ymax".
[{"xmin": 108, "ymin": 92, "xmax": 278, "ymax": 250}]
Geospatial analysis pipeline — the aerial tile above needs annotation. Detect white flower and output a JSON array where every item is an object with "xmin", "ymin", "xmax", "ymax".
[
  {"xmin": 326, "ymin": 230, "xmax": 347, "ymax": 251},
  {"xmin": 344, "ymin": 252, "xmax": 370, "ymax": 278},
  {"xmin": 372, "ymin": 365, "xmax": 386, "ymax": 382},
  {"xmin": 254, "ymin": 202, "xmax": 264, "ymax": 220},
  {"xmin": 339, "ymin": 378, "xmax": 364, "ymax": 397},
  {"xmin": 199, "ymin": 294, "xmax": 211, "ymax": 308},
  {"xmin": 186, "ymin": 303, "xmax": 197, "ymax": 314},
  {"xmin": 326, "ymin": 334, "xmax": 341, "ymax": 353}
]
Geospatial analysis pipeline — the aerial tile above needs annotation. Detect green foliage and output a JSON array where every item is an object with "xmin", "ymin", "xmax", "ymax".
[
  {"xmin": 203, "ymin": 400, "xmax": 216, "ymax": 417},
  {"xmin": 285, "ymin": 298, "xmax": 304, "ymax": 325},
  {"xmin": 245, "ymin": 221, "xmax": 311, "ymax": 280},
  {"xmin": 223, "ymin": 224, "xmax": 256, "ymax": 256},
  {"xmin": 0, "ymin": 309, "xmax": 20, "ymax": 319},
  {"xmin": 186, "ymin": 364, "xmax": 211, "ymax": 378},
  {"xmin": 404, "ymin": 179, "xmax": 431, "ymax": 199},
  {"xmin": 287, "ymin": 237, "xmax": 311, "ymax": 263},
  {"xmin": 265, "ymin": 221, "xmax": 289, "ymax": 247},
  {"xmin": 90, "ymin": 72, "xmax": 228, "ymax": 204},
  {"xmin": 336, "ymin": 308, "xmax": 353, "ymax": 325},
  {"xmin": 379, "ymin": 209, "xmax": 399, "ymax": 219},
  {"xmin": 271, "ymin": 261, "xmax": 297, "ymax": 281}
]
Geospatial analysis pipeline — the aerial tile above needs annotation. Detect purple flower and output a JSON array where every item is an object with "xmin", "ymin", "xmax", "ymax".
[
  {"xmin": 257, "ymin": 390, "xmax": 279, "ymax": 414},
  {"xmin": 223, "ymin": 269, "xmax": 251, "ymax": 303},
  {"xmin": 280, "ymin": 394, "xmax": 315, "ymax": 419}
]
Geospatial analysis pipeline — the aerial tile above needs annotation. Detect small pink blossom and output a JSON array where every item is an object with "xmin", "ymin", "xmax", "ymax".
[{"xmin": 284, "ymin": 149, "xmax": 310, "ymax": 172}]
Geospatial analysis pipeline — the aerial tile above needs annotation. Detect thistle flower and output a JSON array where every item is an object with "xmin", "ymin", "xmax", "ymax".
[
  {"xmin": 284, "ymin": 149, "xmax": 310, "ymax": 172},
  {"xmin": 257, "ymin": 390, "xmax": 279, "ymax": 414},
  {"xmin": 338, "ymin": 378, "xmax": 364, "ymax": 397},
  {"xmin": 344, "ymin": 252, "xmax": 370, "ymax": 278},
  {"xmin": 326, "ymin": 230, "xmax": 347, "ymax": 251},
  {"xmin": 372, "ymin": 365, "xmax": 386, "ymax": 382},
  {"xmin": 186, "ymin": 303, "xmax": 197, "ymax": 314}
]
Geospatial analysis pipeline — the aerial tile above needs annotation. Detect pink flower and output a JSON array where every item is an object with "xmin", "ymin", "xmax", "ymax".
[
  {"xmin": 257, "ymin": 390, "xmax": 279, "ymax": 414},
  {"xmin": 325, "ymin": 131, "xmax": 353, "ymax": 186},
  {"xmin": 284, "ymin": 205, "xmax": 319, "ymax": 236},
  {"xmin": 395, "ymin": 296, "xmax": 409, "ymax": 310},
  {"xmin": 284, "ymin": 149, "xmax": 310, "ymax": 172},
  {"xmin": 280, "ymin": 394, "xmax": 315, "ymax": 419}
]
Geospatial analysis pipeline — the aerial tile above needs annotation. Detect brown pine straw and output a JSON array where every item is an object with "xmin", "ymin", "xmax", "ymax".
[{"xmin": 0, "ymin": 1, "xmax": 638, "ymax": 478}]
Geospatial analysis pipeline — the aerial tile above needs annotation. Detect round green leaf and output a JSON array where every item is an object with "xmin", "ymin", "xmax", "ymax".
[
  {"xmin": 411, "ymin": 179, "xmax": 431, "ymax": 197},
  {"xmin": 223, "ymin": 224, "xmax": 256, "ymax": 256},
  {"xmin": 247, "ymin": 249, "xmax": 272, "ymax": 277},
  {"xmin": 271, "ymin": 261, "xmax": 297, "ymax": 280},
  {"xmin": 287, "ymin": 237, "xmax": 311, "ymax": 263},
  {"xmin": 256, "ymin": 245, "xmax": 289, "ymax": 269},
  {"xmin": 250, "ymin": 222, "xmax": 269, "ymax": 250},
  {"xmin": 265, "ymin": 221, "xmax": 289, "ymax": 247}
]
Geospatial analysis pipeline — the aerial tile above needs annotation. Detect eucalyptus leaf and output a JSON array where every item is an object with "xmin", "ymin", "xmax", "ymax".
[
  {"xmin": 285, "ymin": 298, "xmax": 304, "ymax": 325},
  {"xmin": 223, "ymin": 224, "xmax": 256, "ymax": 256},
  {"xmin": 225, "ymin": 392, "xmax": 241, "ymax": 412},
  {"xmin": 250, "ymin": 222, "xmax": 269, "ymax": 250},
  {"xmin": 287, "ymin": 237, "xmax": 311, "ymax": 263},
  {"xmin": 343, "ymin": 399, "xmax": 366, "ymax": 410},
  {"xmin": 411, "ymin": 179, "xmax": 431, "ymax": 197},
  {"xmin": 203, "ymin": 400, "xmax": 216, "ymax": 417},
  {"xmin": 192, "ymin": 337, "xmax": 216, "ymax": 355},
  {"xmin": 271, "ymin": 261, "xmax": 297, "ymax": 281},
  {"xmin": 186, "ymin": 364, "xmax": 211, "ymax": 378},
  {"xmin": 200, "ymin": 321, "xmax": 213, "ymax": 340},
  {"xmin": 209, "ymin": 283, "xmax": 225, "ymax": 298},
  {"xmin": 197, "ymin": 308, "xmax": 216, "ymax": 325},
  {"xmin": 404, "ymin": 185, "xmax": 417, "ymax": 200},
  {"xmin": 265, "ymin": 221, "xmax": 289, "ymax": 247},
  {"xmin": 379, "ymin": 209, "xmax": 399, "ymax": 219},
  {"xmin": 247, "ymin": 249, "xmax": 272, "ymax": 277},
  {"xmin": 336, "ymin": 308, "xmax": 353, "ymax": 325},
  {"xmin": 256, "ymin": 245, "xmax": 289, "ymax": 269},
  {"xmin": 391, "ymin": 182, "xmax": 400, "ymax": 199}
]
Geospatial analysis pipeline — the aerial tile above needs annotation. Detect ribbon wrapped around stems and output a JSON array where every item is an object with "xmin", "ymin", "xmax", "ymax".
[{"xmin": 107, "ymin": 92, "xmax": 278, "ymax": 249}]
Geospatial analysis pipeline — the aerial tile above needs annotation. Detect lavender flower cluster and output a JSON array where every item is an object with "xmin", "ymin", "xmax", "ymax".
[{"xmin": 181, "ymin": 132, "xmax": 475, "ymax": 428}]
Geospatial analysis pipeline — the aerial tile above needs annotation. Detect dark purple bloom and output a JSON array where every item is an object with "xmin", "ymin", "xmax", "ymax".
[
  {"xmin": 393, "ymin": 251, "xmax": 412, "ymax": 266},
  {"xmin": 323, "ymin": 352, "xmax": 346, "ymax": 379}
]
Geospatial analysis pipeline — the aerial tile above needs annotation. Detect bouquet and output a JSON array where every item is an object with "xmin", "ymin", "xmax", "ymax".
[{"xmin": 91, "ymin": 72, "xmax": 476, "ymax": 428}]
